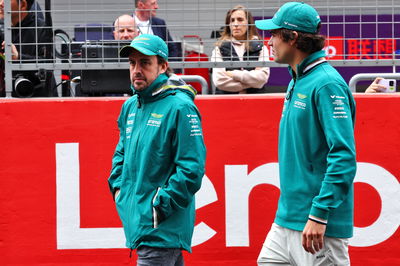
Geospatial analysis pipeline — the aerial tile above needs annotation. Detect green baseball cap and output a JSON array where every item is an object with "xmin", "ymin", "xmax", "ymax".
[
  {"xmin": 255, "ymin": 2, "xmax": 321, "ymax": 34},
  {"xmin": 119, "ymin": 34, "xmax": 168, "ymax": 59}
]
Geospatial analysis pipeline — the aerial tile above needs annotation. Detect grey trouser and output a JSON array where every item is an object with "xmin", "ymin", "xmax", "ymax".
[
  {"xmin": 137, "ymin": 246, "xmax": 184, "ymax": 266},
  {"xmin": 257, "ymin": 223, "xmax": 350, "ymax": 266}
]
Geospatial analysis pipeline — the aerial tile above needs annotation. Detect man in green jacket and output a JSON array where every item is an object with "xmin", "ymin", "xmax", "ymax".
[
  {"xmin": 108, "ymin": 34, "xmax": 206, "ymax": 265},
  {"xmin": 255, "ymin": 2, "xmax": 356, "ymax": 265}
]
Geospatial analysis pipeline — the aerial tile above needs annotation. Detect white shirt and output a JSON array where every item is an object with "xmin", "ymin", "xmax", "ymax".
[{"xmin": 134, "ymin": 15, "xmax": 154, "ymax": 35}]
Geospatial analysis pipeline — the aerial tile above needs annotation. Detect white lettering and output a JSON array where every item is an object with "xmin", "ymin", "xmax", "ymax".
[
  {"xmin": 294, "ymin": 100, "xmax": 306, "ymax": 107},
  {"xmin": 350, "ymin": 163, "xmax": 400, "ymax": 247},
  {"xmin": 324, "ymin": 45, "xmax": 337, "ymax": 58},
  {"xmin": 56, "ymin": 143, "xmax": 125, "ymax": 249},
  {"xmin": 56, "ymin": 143, "xmax": 215, "ymax": 249},
  {"xmin": 192, "ymin": 175, "xmax": 218, "ymax": 246},
  {"xmin": 56, "ymin": 145, "xmax": 400, "ymax": 249},
  {"xmin": 333, "ymin": 100, "xmax": 344, "ymax": 105},
  {"xmin": 225, "ymin": 164, "xmax": 280, "ymax": 246}
]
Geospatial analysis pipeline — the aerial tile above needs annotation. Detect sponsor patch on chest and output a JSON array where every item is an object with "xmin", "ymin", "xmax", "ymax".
[
  {"xmin": 292, "ymin": 93, "xmax": 308, "ymax": 110},
  {"xmin": 293, "ymin": 100, "xmax": 306, "ymax": 110},
  {"xmin": 147, "ymin": 113, "xmax": 164, "ymax": 127}
]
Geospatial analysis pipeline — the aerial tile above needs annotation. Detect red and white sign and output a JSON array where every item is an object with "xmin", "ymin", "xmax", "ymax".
[
  {"xmin": 264, "ymin": 37, "xmax": 397, "ymax": 60},
  {"xmin": 0, "ymin": 95, "xmax": 399, "ymax": 265}
]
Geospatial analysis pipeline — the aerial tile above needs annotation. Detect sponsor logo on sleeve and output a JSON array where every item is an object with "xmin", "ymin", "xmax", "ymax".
[
  {"xmin": 126, "ymin": 113, "xmax": 136, "ymax": 139},
  {"xmin": 188, "ymin": 114, "xmax": 202, "ymax": 137},
  {"xmin": 331, "ymin": 95, "xmax": 349, "ymax": 118}
]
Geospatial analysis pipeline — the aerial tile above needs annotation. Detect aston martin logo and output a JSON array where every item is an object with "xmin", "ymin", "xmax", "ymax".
[
  {"xmin": 297, "ymin": 93, "xmax": 307, "ymax": 99},
  {"xmin": 151, "ymin": 113, "xmax": 164, "ymax": 119}
]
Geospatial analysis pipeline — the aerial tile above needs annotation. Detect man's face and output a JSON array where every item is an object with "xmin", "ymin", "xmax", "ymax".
[
  {"xmin": 129, "ymin": 49, "xmax": 167, "ymax": 91},
  {"xmin": 139, "ymin": 0, "xmax": 158, "ymax": 18},
  {"xmin": 0, "ymin": 0, "xmax": 23, "ymax": 24},
  {"xmin": 113, "ymin": 17, "xmax": 138, "ymax": 40},
  {"xmin": 268, "ymin": 29, "xmax": 296, "ymax": 64}
]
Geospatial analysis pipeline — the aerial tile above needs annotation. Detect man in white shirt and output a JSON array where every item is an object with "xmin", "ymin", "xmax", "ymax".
[{"xmin": 134, "ymin": 0, "xmax": 180, "ymax": 61}]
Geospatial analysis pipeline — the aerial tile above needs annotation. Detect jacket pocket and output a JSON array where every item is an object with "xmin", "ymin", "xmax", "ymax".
[
  {"xmin": 115, "ymin": 191, "xmax": 128, "ymax": 227},
  {"xmin": 114, "ymin": 189, "xmax": 121, "ymax": 201},
  {"xmin": 152, "ymin": 187, "xmax": 161, "ymax": 229}
]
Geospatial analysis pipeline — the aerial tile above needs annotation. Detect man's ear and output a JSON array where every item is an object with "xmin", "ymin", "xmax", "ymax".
[
  {"xmin": 137, "ymin": 1, "xmax": 144, "ymax": 10},
  {"xmin": 290, "ymin": 31, "xmax": 299, "ymax": 46},
  {"xmin": 20, "ymin": 0, "xmax": 28, "ymax": 11},
  {"xmin": 159, "ymin": 61, "xmax": 168, "ymax": 74}
]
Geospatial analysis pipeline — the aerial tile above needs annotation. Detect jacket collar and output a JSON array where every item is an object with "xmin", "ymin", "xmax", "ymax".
[
  {"xmin": 132, "ymin": 73, "xmax": 169, "ymax": 103},
  {"xmin": 132, "ymin": 74, "xmax": 197, "ymax": 104},
  {"xmin": 288, "ymin": 50, "xmax": 327, "ymax": 79}
]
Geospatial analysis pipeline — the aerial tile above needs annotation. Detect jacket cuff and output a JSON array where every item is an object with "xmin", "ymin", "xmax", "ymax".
[
  {"xmin": 310, "ymin": 205, "xmax": 329, "ymax": 221},
  {"xmin": 108, "ymin": 182, "xmax": 120, "ymax": 200},
  {"xmin": 112, "ymin": 188, "xmax": 120, "ymax": 201},
  {"xmin": 153, "ymin": 189, "xmax": 172, "ymax": 220}
]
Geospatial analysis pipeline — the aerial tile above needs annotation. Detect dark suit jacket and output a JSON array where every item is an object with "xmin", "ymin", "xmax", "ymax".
[
  {"xmin": 11, "ymin": 11, "xmax": 57, "ymax": 97},
  {"xmin": 150, "ymin": 17, "xmax": 181, "ymax": 61}
]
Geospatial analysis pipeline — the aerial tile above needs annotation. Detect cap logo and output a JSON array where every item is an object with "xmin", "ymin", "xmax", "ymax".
[
  {"xmin": 158, "ymin": 49, "xmax": 166, "ymax": 57},
  {"xmin": 284, "ymin": 21, "xmax": 298, "ymax": 28},
  {"xmin": 133, "ymin": 41, "xmax": 151, "ymax": 46},
  {"xmin": 134, "ymin": 37, "xmax": 150, "ymax": 41}
]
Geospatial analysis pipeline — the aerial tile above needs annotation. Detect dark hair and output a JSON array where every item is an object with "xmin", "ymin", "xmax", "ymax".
[
  {"xmin": 26, "ymin": 0, "xmax": 34, "ymax": 10},
  {"xmin": 218, "ymin": 5, "xmax": 260, "ymax": 49},
  {"xmin": 271, "ymin": 24, "xmax": 326, "ymax": 54},
  {"xmin": 157, "ymin": 56, "xmax": 173, "ymax": 76}
]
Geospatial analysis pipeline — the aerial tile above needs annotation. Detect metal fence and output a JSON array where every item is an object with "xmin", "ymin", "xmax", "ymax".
[{"xmin": 2, "ymin": 0, "xmax": 400, "ymax": 96}]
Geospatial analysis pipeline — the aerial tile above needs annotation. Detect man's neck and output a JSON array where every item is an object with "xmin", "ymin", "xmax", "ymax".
[
  {"xmin": 135, "ymin": 11, "xmax": 150, "ymax": 22},
  {"xmin": 289, "ymin": 50, "xmax": 309, "ymax": 75}
]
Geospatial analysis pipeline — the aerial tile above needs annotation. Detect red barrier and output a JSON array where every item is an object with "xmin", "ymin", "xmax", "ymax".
[{"xmin": 0, "ymin": 94, "xmax": 399, "ymax": 265}]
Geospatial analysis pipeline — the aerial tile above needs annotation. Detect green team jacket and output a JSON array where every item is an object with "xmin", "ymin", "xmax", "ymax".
[
  {"xmin": 108, "ymin": 73, "xmax": 206, "ymax": 252},
  {"xmin": 276, "ymin": 50, "xmax": 357, "ymax": 238}
]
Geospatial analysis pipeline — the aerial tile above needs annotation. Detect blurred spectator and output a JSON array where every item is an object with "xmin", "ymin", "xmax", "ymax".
[
  {"xmin": 134, "ymin": 0, "xmax": 180, "ymax": 61},
  {"xmin": 211, "ymin": 5, "xmax": 270, "ymax": 94},
  {"xmin": 365, "ymin": 77, "xmax": 387, "ymax": 93},
  {"xmin": 0, "ymin": 0, "xmax": 56, "ymax": 97},
  {"xmin": 113, "ymin": 14, "xmax": 138, "ymax": 41},
  {"xmin": 30, "ymin": 0, "xmax": 43, "ymax": 20}
]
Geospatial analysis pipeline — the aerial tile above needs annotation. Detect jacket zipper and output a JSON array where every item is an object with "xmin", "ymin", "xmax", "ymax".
[
  {"xmin": 137, "ymin": 94, "xmax": 142, "ymax": 108},
  {"xmin": 286, "ymin": 79, "xmax": 296, "ymax": 114},
  {"xmin": 127, "ymin": 96, "xmax": 144, "ymax": 248}
]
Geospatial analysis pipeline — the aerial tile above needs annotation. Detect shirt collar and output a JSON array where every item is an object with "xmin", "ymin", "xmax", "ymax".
[{"xmin": 134, "ymin": 15, "xmax": 150, "ymax": 26}]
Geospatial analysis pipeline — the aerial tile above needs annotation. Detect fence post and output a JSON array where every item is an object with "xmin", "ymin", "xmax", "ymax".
[{"xmin": 179, "ymin": 75, "xmax": 209, "ymax": 94}]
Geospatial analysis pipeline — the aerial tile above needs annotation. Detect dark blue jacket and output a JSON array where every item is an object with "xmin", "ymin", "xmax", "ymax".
[{"xmin": 150, "ymin": 17, "xmax": 181, "ymax": 61}]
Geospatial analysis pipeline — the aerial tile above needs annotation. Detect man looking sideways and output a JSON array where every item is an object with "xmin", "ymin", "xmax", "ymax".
[
  {"xmin": 108, "ymin": 34, "xmax": 206, "ymax": 265},
  {"xmin": 256, "ymin": 2, "xmax": 356, "ymax": 265}
]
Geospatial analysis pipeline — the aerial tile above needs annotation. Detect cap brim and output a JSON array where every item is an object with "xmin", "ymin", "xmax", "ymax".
[
  {"xmin": 119, "ymin": 45, "xmax": 158, "ymax": 57},
  {"xmin": 255, "ymin": 19, "xmax": 282, "ymax": 31}
]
